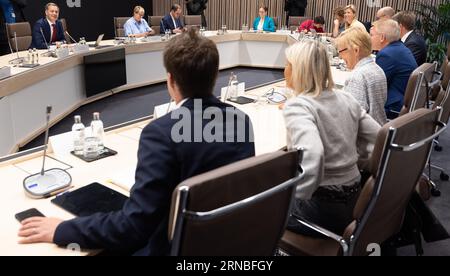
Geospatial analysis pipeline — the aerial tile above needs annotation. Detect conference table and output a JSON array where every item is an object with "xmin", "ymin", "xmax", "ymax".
[{"xmin": 0, "ymin": 31, "xmax": 351, "ymax": 256}]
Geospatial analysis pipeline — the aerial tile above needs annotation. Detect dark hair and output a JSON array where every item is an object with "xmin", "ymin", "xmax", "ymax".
[
  {"xmin": 393, "ymin": 11, "xmax": 416, "ymax": 31},
  {"xmin": 314, "ymin": 16, "xmax": 325, "ymax": 25},
  {"xmin": 260, "ymin": 6, "xmax": 268, "ymax": 13},
  {"xmin": 163, "ymin": 28, "xmax": 219, "ymax": 98},
  {"xmin": 171, "ymin": 4, "xmax": 181, "ymax": 12},
  {"xmin": 333, "ymin": 7, "xmax": 345, "ymax": 18}
]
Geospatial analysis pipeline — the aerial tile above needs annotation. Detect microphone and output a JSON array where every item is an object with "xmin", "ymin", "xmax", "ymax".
[
  {"xmin": 40, "ymin": 106, "xmax": 52, "ymax": 175},
  {"xmin": 40, "ymin": 27, "xmax": 50, "ymax": 50},
  {"xmin": 65, "ymin": 31, "xmax": 77, "ymax": 44},
  {"xmin": 23, "ymin": 105, "xmax": 72, "ymax": 199},
  {"xmin": 7, "ymin": 32, "xmax": 25, "ymax": 65}
]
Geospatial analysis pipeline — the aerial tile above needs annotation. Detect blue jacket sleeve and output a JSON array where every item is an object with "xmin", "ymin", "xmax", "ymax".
[
  {"xmin": 267, "ymin": 17, "xmax": 276, "ymax": 32},
  {"xmin": 53, "ymin": 122, "xmax": 178, "ymax": 253},
  {"xmin": 376, "ymin": 52, "xmax": 396, "ymax": 84},
  {"xmin": 31, "ymin": 20, "xmax": 47, "ymax": 49}
]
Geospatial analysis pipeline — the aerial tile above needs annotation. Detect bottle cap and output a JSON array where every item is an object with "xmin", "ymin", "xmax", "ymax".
[
  {"xmin": 74, "ymin": 115, "xmax": 81, "ymax": 124},
  {"xmin": 93, "ymin": 112, "xmax": 100, "ymax": 120}
]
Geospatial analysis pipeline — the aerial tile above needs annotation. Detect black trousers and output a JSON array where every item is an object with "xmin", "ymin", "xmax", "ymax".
[{"xmin": 287, "ymin": 184, "xmax": 360, "ymax": 238}]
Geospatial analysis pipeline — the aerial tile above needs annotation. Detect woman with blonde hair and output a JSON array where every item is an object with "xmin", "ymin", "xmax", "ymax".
[
  {"xmin": 336, "ymin": 27, "xmax": 388, "ymax": 125},
  {"xmin": 283, "ymin": 40, "xmax": 380, "ymax": 237},
  {"xmin": 344, "ymin": 4, "xmax": 367, "ymax": 32}
]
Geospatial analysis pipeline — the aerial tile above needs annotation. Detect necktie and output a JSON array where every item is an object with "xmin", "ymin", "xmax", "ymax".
[{"xmin": 51, "ymin": 24, "xmax": 57, "ymax": 43}]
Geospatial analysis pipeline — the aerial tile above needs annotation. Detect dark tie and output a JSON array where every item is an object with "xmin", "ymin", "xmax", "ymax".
[{"xmin": 51, "ymin": 24, "xmax": 57, "ymax": 43}]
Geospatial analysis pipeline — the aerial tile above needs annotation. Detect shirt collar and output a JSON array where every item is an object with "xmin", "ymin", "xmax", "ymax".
[
  {"xmin": 175, "ymin": 98, "xmax": 189, "ymax": 109},
  {"xmin": 401, "ymin": 30, "xmax": 413, "ymax": 43},
  {"xmin": 47, "ymin": 18, "xmax": 56, "ymax": 26}
]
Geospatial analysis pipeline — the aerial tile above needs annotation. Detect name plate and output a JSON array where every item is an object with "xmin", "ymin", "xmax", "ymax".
[{"xmin": 0, "ymin": 66, "xmax": 12, "ymax": 80}]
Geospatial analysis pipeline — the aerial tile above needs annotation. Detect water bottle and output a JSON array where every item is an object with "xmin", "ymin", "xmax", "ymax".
[
  {"xmin": 27, "ymin": 49, "xmax": 32, "ymax": 64},
  {"xmin": 72, "ymin": 115, "xmax": 85, "ymax": 155},
  {"xmin": 91, "ymin": 112, "xmax": 104, "ymax": 150},
  {"xmin": 228, "ymin": 73, "xmax": 239, "ymax": 100},
  {"xmin": 34, "ymin": 48, "xmax": 39, "ymax": 64}
]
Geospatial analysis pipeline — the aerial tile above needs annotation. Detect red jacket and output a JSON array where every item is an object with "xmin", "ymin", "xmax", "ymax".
[{"xmin": 298, "ymin": 19, "xmax": 324, "ymax": 33}]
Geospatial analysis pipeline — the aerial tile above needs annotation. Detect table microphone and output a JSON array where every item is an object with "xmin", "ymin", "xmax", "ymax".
[
  {"xmin": 65, "ymin": 31, "xmax": 77, "ymax": 44},
  {"xmin": 7, "ymin": 32, "xmax": 25, "ymax": 65},
  {"xmin": 23, "ymin": 106, "xmax": 72, "ymax": 199},
  {"xmin": 40, "ymin": 27, "xmax": 56, "ymax": 57}
]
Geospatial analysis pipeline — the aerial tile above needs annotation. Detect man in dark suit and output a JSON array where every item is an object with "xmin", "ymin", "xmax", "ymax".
[
  {"xmin": 371, "ymin": 19, "xmax": 418, "ymax": 119},
  {"xmin": 284, "ymin": 0, "xmax": 308, "ymax": 26},
  {"xmin": 160, "ymin": 4, "xmax": 185, "ymax": 34},
  {"xmin": 30, "ymin": 2, "xmax": 65, "ymax": 49},
  {"xmin": 185, "ymin": 0, "xmax": 208, "ymax": 28},
  {"xmin": 393, "ymin": 11, "xmax": 427, "ymax": 66},
  {"xmin": 18, "ymin": 28, "xmax": 256, "ymax": 256}
]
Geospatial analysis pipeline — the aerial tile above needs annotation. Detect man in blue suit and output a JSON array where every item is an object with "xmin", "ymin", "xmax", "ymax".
[
  {"xmin": 371, "ymin": 19, "xmax": 418, "ymax": 119},
  {"xmin": 160, "ymin": 4, "xmax": 185, "ymax": 34},
  {"xmin": 18, "ymin": 29, "xmax": 256, "ymax": 256},
  {"xmin": 393, "ymin": 11, "xmax": 427, "ymax": 66},
  {"xmin": 31, "ymin": 3, "xmax": 65, "ymax": 49}
]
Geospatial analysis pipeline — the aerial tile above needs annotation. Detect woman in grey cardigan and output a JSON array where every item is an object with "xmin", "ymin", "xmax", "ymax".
[
  {"xmin": 283, "ymin": 40, "xmax": 381, "ymax": 237},
  {"xmin": 337, "ymin": 27, "xmax": 388, "ymax": 125}
]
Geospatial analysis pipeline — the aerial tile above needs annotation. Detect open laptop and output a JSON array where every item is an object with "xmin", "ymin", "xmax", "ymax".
[{"xmin": 88, "ymin": 34, "xmax": 113, "ymax": 49}]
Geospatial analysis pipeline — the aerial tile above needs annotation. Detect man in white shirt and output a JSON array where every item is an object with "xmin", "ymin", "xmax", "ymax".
[{"xmin": 124, "ymin": 6, "xmax": 155, "ymax": 38}]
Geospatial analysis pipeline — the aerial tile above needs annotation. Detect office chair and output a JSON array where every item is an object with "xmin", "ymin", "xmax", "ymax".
[
  {"xmin": 5, "ymin": 22, "xmax": 32, "ymax": 51},
  {"xmin": 149, "ymin": 16, "xmax": 164, "ymax": 35},
  {"xmin": 279, "ymin": 108, "xmax": 446, "ymax": 256},
  {"xmin": 184, "ymin": 15, "xmax": 202, "ymax": 29},
  {"xmin": 113, "ymin": 17, "xmax": 128, "ymax": 37},
  {"xmin": 169, "ymin": 150, "xmax": 304, "ymax": 256}
]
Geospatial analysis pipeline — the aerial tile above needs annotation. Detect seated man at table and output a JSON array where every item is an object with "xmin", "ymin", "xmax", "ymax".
[
  {"xmin": 160, "ymin": 4, "xmax": 185, "ymax": 34},
  {"xmin": 299, "ymin": 16, "xmax": 325, "ymax": 34},
  {"xmin": 30, "ymin": 2, "xmax": 65, "ymax": 49},
  {"xmin": 371, "ymin": 19, "xmax": 417, "ymax": 118},
  {"xmin": 124, "ymin": 6, "xmax": 155, "ymax": 38},
  {"xmin": 18, "ymin": 28, "xmax": 255, "ymax": 256}
]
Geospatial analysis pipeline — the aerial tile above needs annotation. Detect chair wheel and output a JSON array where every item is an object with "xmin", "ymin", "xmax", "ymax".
[
  {"xmin": 431, "ymin": 187, "xmax": 442, "ymax": 197},
  {"xmin": 435, "ymin": 145, "xmax": 443, "ymax": 152},
  {"xmin": 440, "ymin": 172, "xmax": 450, "ymax": 181}
]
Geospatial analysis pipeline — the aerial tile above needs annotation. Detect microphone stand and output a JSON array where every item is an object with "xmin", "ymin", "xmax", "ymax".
[{"xmin": 8, "ymin": 32, "xmax": 25, "ymax": 65}]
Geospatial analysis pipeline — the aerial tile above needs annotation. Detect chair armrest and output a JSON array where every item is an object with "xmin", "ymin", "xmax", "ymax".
[{"xmin": 292, "ymin": 215, "xmax": 350, "ymax": 255}]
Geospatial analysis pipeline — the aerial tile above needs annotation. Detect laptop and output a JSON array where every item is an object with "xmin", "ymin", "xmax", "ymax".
[{"xmin": 88, "ymin": 34, "xmax": 113, "ymax": 49}]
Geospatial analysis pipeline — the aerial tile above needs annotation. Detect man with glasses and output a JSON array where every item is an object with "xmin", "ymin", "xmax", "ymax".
[{"xmin": 124, "ymin": 6, "xmax": 155, "ymax": 38}]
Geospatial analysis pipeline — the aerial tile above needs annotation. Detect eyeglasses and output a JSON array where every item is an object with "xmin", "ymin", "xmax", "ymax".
[{"xmin": 338, "ymin": 48, "xmax": 348, "ymax": 54}]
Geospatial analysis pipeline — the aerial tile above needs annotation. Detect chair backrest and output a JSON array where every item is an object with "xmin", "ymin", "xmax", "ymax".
[
  {"xmin": 113, "ymin": 17, "xmax": 129, "ymax": 37},
  {"xmin": 433, "ymin": 78, "xmax": 450, "ymax": 124},
  {"xmin": 168, "ymin": 150, "xmax": 303, "ymax": 256},
  {"xmin": 149, "ymin": 15, "xmax": 164, "ymax": 35},
  {"xmin": 5, "ymin": 22, "xmax": 32, "ymax": 52},
  {"xmin": 400, "ymin": 63, "xmax": 437, "ymax": 116},
  {"xmin": 288, "ymin": 16, "xmax": 311, "ymax": 30},
  {"xmin": 184, "ymin": 15, "xmax": 201, "ymax": 28},
  {"xmin": 346, "ymin": 108, "xmax": 445, "ymax": 256},
  {"xmin": 59, "ymin": 18, "xmax": 71, "ymax": 43},
  {"xmin": 441, "ymin": 61, "xmax": 450, "ymax": 92}
]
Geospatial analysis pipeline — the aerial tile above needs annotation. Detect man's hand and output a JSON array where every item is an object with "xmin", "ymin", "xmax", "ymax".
[
  {"xmin": 173, "ymin": 28, "xmax": 183, "ymax": 34},
  {"xmin": 18, "ymin": 217, "xmax": 63, "ymax": 244}
]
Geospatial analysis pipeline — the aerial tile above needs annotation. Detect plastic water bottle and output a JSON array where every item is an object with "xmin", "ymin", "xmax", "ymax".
[
  {"xmin": 91, "ymin": 112, "xmax": 104, "ymax": 150},
  {"xmin": 229, "ymin": 73, "xmax": 239, "ymax": 100},
  {"xmin": 72, "ymin": 115, "xmax": 85, "ymax": 155}
]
